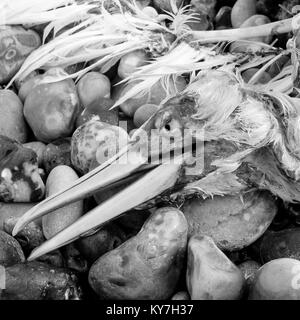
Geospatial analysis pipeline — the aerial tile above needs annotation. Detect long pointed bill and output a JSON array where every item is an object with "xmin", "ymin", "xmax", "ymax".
[
  {"xmin": 13, "ymin": 146, "xmax": 147, "ymax": 236},
  {"xmin": 27, "ymin": 162, "xmax": 182, "ymax": 261}
]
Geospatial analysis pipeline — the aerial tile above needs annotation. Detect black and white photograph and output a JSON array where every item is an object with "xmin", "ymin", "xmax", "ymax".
[{"xmin": 0, "ymin": 0, "xmax": 300, "ymax": 306}]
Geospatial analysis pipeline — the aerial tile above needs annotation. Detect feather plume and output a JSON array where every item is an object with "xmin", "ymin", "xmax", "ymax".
[
  {"xmin": 182, "ymin": 171, "xmax": 248, "ymax": 199},
  {"xmin": 6, "ymin": 0, "xmax": 179, "ymax": 87},
  {"xmin": 162, "ymin": 67, "xmax": 300, "ymax": 186},
  {"xmin": 0, "ymin": 0, "xmax": 96, "ymax": 27},
  {"xmin": 112, "ymin": 42, "xmax": 240, "ymax": 108}
]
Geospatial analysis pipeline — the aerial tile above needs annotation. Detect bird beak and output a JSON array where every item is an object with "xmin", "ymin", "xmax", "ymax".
[
  {"xmin": 27, "ymin": 162, "xmax": 183, "ymax": 261},
  {"xmin": 12, "ymin": 124, "xmax": 188, "ymax": 260}
]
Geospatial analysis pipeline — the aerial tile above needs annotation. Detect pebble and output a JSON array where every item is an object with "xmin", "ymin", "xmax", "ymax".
[{"xmin": 0, "ymin": 26, "xmax": 41, "ymax": 85}]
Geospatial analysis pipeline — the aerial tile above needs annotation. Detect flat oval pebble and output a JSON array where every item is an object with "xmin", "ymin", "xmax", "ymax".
[
  {"xmin": 88, "ymin": 207, "xmax": 188, "ymax": 300},
  {"xmin": 183, "ymin": 191, "xmax": 277, "ymax": 251}
]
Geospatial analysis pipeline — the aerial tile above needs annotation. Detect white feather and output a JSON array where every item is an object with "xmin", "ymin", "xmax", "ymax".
[
  {"xmin": 0, "ymin": 0, "xmax": 94, "ymax": 25},
  {"xmin": 113, "ymin": 42, "xmax": 238, "ymax": 108},
  {"xmin": 6, "ymin": 0, "xmax": 179, "ymax": 87}
]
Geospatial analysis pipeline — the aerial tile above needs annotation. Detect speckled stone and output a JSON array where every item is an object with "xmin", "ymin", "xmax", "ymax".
[{"xmin": 0, "ymin": 26, "xmax": 41, "ymax": 85}]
